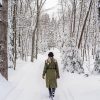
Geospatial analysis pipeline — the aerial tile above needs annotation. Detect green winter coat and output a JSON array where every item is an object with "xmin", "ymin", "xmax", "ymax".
[{"xmin": 43, "ymin": 58, "xmax": 60, "ymax": 88}]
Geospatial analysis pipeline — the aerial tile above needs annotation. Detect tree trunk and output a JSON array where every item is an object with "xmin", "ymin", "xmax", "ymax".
[
  {"xmin": 12, "ymin": 0, "xmax": 17, "ymax": 70},
  {"xmin": 36, "ymin": 0, "xmax": 40, "ymax": 59},
  {"xmin": 78, "ymin": 0, "xmax": 93, "ymax": 49},
  {"xmin": 0, "ymin": 0, "xmax": 8, "ymax": 80},
  {"xmin": 76, "ymin": 0, "xmax": 83, "ymax": 45},
  {"xmin": 31, "ymin": 20, "xmax": 38, "ymax": 62}
]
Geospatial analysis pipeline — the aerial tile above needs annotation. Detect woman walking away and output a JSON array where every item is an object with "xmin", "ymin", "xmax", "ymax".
[{"xmin": 42, "ymin": 52, "xmax": 60, "ymax": 98}]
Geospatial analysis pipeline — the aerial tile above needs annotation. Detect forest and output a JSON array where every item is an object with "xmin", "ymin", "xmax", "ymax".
[
  {"xmin": 0, "ymin": 0, "xmax": 100, "ymax": 79},
  {"xmin": 0, "ymin": 0, "xmax": 100, "ymax": 100}
]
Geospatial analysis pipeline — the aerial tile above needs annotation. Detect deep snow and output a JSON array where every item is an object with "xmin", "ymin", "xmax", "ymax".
[{"xmin": 0, "ymin": 48, "xmax": 100, "ymax": 100}]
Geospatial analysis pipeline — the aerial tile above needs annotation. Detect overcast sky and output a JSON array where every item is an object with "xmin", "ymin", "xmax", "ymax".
[{"xmin": 43, "ymin": 0, "xmax": 59, "ymax": 17}]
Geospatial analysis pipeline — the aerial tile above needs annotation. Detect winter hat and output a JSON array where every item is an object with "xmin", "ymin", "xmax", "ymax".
[{"xmin": 48, "ymin": 52, "xmax": 54, "ymax": 57}]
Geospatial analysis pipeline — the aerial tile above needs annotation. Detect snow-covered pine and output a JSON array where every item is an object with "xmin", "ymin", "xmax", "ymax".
[{"xmin": 62, "ymin": 38, "xmax": 84, "ymax": 74}]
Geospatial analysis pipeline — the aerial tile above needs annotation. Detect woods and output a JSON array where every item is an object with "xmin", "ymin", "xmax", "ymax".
[{"xmin": 0, "ymin": 0, "xmax": 100, "ymax": 79}]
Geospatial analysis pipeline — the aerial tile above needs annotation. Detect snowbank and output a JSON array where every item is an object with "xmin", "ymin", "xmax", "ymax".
[
  {"xmin": 0, "ymin": 74, "xmax": 13, "ymax": 100},
  {"xmin": 59, "ymin": 72, "xmax": 100, "ymax": 100}
]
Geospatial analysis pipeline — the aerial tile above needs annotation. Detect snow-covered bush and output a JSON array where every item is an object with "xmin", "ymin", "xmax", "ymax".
[
  {"xmin": 62, "ymin": 39, "xmax": 84, "ymax": 74},
  {"xmin": 92, "ymin": 50, "xmax": 100, "ymax": 74}
]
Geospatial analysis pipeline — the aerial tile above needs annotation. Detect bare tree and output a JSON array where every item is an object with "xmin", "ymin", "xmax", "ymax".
[
  {"xmin": 31, "ymin": 0, "xmax": 47, "ymax": 61},
  {"xmin": 78, "ymin": 0, "xmax": 93, "ymax": 49},
  {"xmin": 12, "ymin": 0, "xmax": 17, "ymax": 70}
]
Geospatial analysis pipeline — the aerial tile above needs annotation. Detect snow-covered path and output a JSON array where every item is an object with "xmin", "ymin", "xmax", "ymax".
[
  {"xmin": 6, "ymin": 57, "xmax": 48, "ymax": 100},
  {"xmin": 4, "ymin": 49, "xmax": 61, "ymax": 100},
  {"xmin": 1, "ymin": 49, "xmax": 100, "ymax": 100}
]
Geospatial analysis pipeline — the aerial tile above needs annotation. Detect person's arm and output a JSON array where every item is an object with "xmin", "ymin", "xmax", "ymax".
[
  {"xmin": 42, "ymin": 60, "xmax": 47, "ymax": 79},
  {"xmin": 55, "ymin": 61, "xmax": 60, "ymax": 78}
]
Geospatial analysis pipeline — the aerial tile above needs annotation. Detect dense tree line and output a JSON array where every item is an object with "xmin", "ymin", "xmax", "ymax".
[{"xmin": 0, "ymin": 0, "xmax": 100, "ymax": 79}]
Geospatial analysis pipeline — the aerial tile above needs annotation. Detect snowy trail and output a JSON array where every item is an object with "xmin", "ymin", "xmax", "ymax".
[
  {"xmin": 1, "ymin": 48, "xmax": 100, "ymax": 100},
  {"xmin": 6, "ymin": 60, "xmax": 46, "ymax": 100},
  {"xmin": 5, "ymin": 49, "xmax": 72, "ymax": 100}
]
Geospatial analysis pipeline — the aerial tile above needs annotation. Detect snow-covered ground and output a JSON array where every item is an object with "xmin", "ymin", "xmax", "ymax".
[{"xmin": 0, "ymin": 48, "xmax": 100, "ymax": 100}]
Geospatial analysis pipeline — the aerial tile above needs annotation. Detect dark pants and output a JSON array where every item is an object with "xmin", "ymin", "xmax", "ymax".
[{"xmin": 48, "ymin": 88, "xmax": 55, "ymax": 97}]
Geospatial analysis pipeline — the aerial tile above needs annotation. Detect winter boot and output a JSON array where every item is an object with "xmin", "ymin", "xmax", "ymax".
[
  {"xmin": 52, "ymin": 88, "xmax": 55, "ymax": 97},
  {"xmin": 49, "ymin": 88, "xmax": 52, "ymax": 97}
]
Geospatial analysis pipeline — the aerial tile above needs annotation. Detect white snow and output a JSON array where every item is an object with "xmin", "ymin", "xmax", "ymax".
[{"xmin": 0, "ymin": 48, "xmax": 100, "ymax": 100}]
